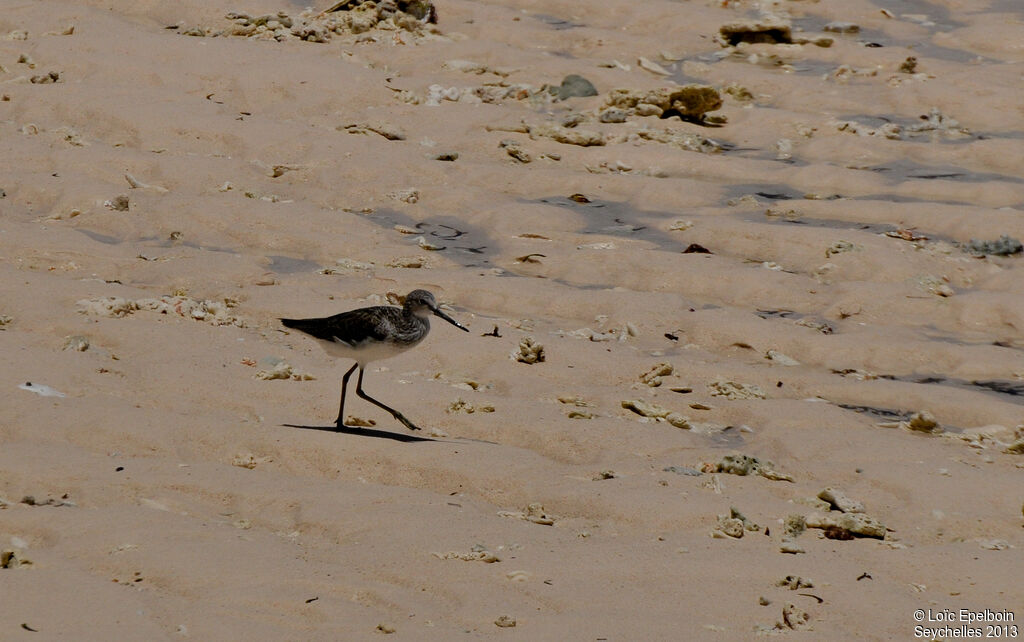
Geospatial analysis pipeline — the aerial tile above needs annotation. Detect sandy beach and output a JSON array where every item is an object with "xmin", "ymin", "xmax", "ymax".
[{"xmin": 2, "ymin": 0, "xmax": 1023, "ymax": 638}]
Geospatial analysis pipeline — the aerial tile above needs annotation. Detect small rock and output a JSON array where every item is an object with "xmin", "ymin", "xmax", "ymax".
[
  {"xmin": 708, "ymin": 378, "xmax": 766, "ymax": 400},
  {"xmin": 823, "ymin": 21, "xmax": 860, "ymax": 33},
  {"xmin": 386, "ymin": 188, "xmax": 419, "ymax": 204},
  {"xmin": 512, "ymin": 336, "xmax": 544, "ymax": 364},
  {"xmin": 719, "ymin": 18, "xmax": 793, "ymax": 46},
  {"xmin": 784, "ymin": 514, "xmax": 806, "ymax": 538},
  {"xmin": 529, "ymin": 122, "xmax": 605, "ymax": 146},
  {"xmin": 637, "ymin": 56, "xmax": 672, "ymax": 76},
  {"xmin": 779, "ymin": 541, "xmax": 805, "ymax": 554},
  {"xmin": 621, "ymin": 399, "xmax": 691, "ymax": 429},
  {"xmin": 598, "ymin": 108, "xmax": 628, "ymax": 123},
  {"xmin": 711, "ymin": 454, "xmax": 793, "ymax": 482},
  {"xmin": 550, "ymin": 74, "xmax": 597, "ymax": 100},
  {"xmin": 105, "ymin": 194, "xmax": 130, "ymax": 211},
  {"xmin": 639, "ymin": 362, "xmax": 673, "ymax": 387},
  {"xmin": 663, "ymin": 465, "xmax": 703, "ymax": 476},
  {"xmin": 817, "ymin": 487, "xmax": 865, "ymax": 513},
  {"xmin": 765, "ymin": 350, "xmax": 799, "ymax": 366},
  {"xmin": 432, "ymin": 550, "xmax": 500, "ymax": 562},
  {"xmin": 560, "ymin": 113, "xmax": 585, "ymax": 128},
  {"xmin": 494, "ymin": 615, "xmax": 517, "ymax": 628},
  {"xmin": 905, "ymin": 410, "xmax": 942, "ymax": 434},
  {"xmin": 1003, "ymin": 438, "xmax": 1024, "ymax": 455},
  {"xmin": 343, "ymin": 121, "xmax": 406, "ymax": 140},
  {"xmin": 504, "ymin": 144, "xmax": 531, "ymax": 163},
  {"xmin": 804, "ymin": 512, "xmax": 886, "ymax": 539},
  {"xmin": 605, "ymin": 85, "xmax": 722, "ymax": 121},
  {"xmin": 781, "ymin": 603, "xmax": 811, "ymax": 631},
  {"xmin": 777, "ymin": 576, "xmax": 813, "ymax": 590},
  {"xmin": 716, "ymin": 515, "xmax": 745, "ymax": 538},
  {"xmin": 376, "ymin": 623, "xmax": 396, "ymax": 634},
  {"xmin": 964, "ymin": 235, "xmax": 1023, "ymax": 257},
  {"xmin": 62, "ymin": 335, "xmax": 90, "ymax": 352}
]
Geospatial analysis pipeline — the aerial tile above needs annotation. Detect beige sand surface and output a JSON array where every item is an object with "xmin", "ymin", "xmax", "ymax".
[{"xmin": 2, "ymin": 0, "xmax": 1023, "ymax": 638}]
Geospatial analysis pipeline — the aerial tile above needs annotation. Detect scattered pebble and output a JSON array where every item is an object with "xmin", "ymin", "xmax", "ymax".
[
  {"xmin": 498, "ymin": 503, "xmax": 555, "ymax": 525},
  {"xmin": 621, "ymin": 399, "xmax": 691, "ymax": 429},
  {"xmin": 964, "ymin": 235, "xmax": 1022, "ymax": 257},
  {"xmin": 342, "ymin": 121, "xmax": 406, "ymax": 140},
  {"xmin": 386, "ymin": 188, "xmax": 419, "ymax": 204},
  {"xmin": 29, "ymin": 71, "xmax": 61, "ymax": 84},
  {"xmin": 62, "ymin": 335, "xmax": 90, "ymax": 352},
  {"xmin": 124, "ymin": 172, "xmax": 168, "ymax": 192},
  {"xmin": 715, "ymin": 507, "xmax": 760, "ymax": 538},
  {"xmin": 765, "ymin": 350, "xmax": 799, "ymax": 366},
  {"xmin": 637, "ymin": 56, "xmax": 671, "ymax": 76},
  {"xmin": 528, "ymin": 122, "xmax": 605, "ymax": 147},
  {"xmin": 548, "ymin": 74, "xmax": 597, "ymax": 100},
  {"xmin": 1, "ymin": 550, "xmax": 31, "ymax": 569},
  {"xmin": 231, "ymin": 454, "xmax": 273, "ymax": 469},
  {"xmin": 415, "ymin": 236, "xmax": 444, "ymax": 251},
  {"xmin": 598, "ymin": 108, "xmax": 628, "ymax": 123},
  {"xmin": 977, "ymin": 539, "xmax": 1009, "ymax": 551},
  {"xmin": 512, "ymin": 336, "xmax": 544, "ymax": 364},
  {"xmin": 385, "ymin": 256, "xmax": 426, "ymax": 268},
  {"xmin": 494, "ymin": 615, "xmax": 517, "ymax": 628},
  {"xmin": 77, "ymin": 295, "xmax": 243, "ymax": 326},
  {"xmin": 105, "ymin": 194, "xmax": 130, "ymax": 211},
  {"xmin": 345, "ymin": 416, "xmax": 376, "ymax": 427},
  {"xmin": 605, "ymin": 85, "xmax": 722, "ymax": 121},
  {"xmin": 804, "ymin": 511, "xmax": 886, "ymax": 539},
  {"xmin": 781, "ymin": 603, "xmax": 812, "ymax": 631},
  {"xmin": 823, "ymin": 21, "xmax": 860, "ymax": 33},
  {"xmin": 784, "ymin": 514, "xmax": 806, "ymax": 538},
  {"xmin": 906, "ymin": 108, "xmax": 970, "ymax": 139},
  {"xmin": 254, "ymin": 361, "xmax": 315, "ymax": 381},
  {"xmin": 708, "ymin": 378, "xmax": 766, "ymax": 400},
  {"xmin": 904, "ymin": 410, "xmax": 942, "ymax": 434},
  {"xmin": 18, "ymin": 382, "xmax": 65, "ymax": 398},
  {"xmin": 663, "ymin": 465, "xmax": 703, "ymax": 476},
  {"xmin": 818, "ymin": 488, "xmax": 865, "ymax": 513},
  {"xmin": 447, "ymin": 398, "xmax": 494, "ymax": 414},
  {"xmin": 639, "ymin": 362, "xmax": 673, "ymax": 387},
  {"xmin": 432, "ymin": 549, "xmax": 500, "ymax": 562},
  {"xmin": 709, "ymin": 454, "xmax": 793, "ymax": 482},
  {"xmin": 718, "ymin": 18, "xmax": 793, "ymax": 46},
  {"xmin": 501, "ymin": 140, "xmax": 532, "ymax": 163},
  {"xmin": 778, "ymin": 575, "xmax": 813, "ymax": 590}
]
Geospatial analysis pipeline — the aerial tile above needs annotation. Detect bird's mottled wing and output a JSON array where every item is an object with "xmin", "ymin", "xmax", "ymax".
[{"xmin": 281, "ymin": 307, "xmax": 394, "ymax": 346}]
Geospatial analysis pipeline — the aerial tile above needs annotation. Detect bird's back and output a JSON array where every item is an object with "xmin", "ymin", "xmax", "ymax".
[{"xmin": 281, "ymin": 306, "xmax": 398, "ymax": 347}]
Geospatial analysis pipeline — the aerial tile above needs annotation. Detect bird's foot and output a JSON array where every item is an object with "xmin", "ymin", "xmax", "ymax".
[{"xmin": 393, "ymin": 412, "xmax": 421, "ymax": 431}]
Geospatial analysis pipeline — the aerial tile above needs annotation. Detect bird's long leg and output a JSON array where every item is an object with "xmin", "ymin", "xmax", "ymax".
[
  {"xmin": 354, "ymin": 367, "xmax": 422, "ymax": 431},
  {"xmin": 335, "ymin": 362, "xmax": 359, "ymax": 428}
]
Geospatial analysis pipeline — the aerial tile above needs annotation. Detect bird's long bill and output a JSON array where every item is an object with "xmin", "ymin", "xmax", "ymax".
[{"xmin": 433, "ymin": 307, "xmax": 470, "ymax": 332}]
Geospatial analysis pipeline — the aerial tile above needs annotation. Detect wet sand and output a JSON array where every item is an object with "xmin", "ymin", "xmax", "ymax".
[{"xmin": 2, "ymin": 0, "xmax": 1023, "ymax": 638}]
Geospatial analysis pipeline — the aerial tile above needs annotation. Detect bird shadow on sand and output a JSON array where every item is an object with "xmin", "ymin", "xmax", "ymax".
[{"xmin": 283, "ymin": 423, "xmax": 438, "ymax": 443}]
